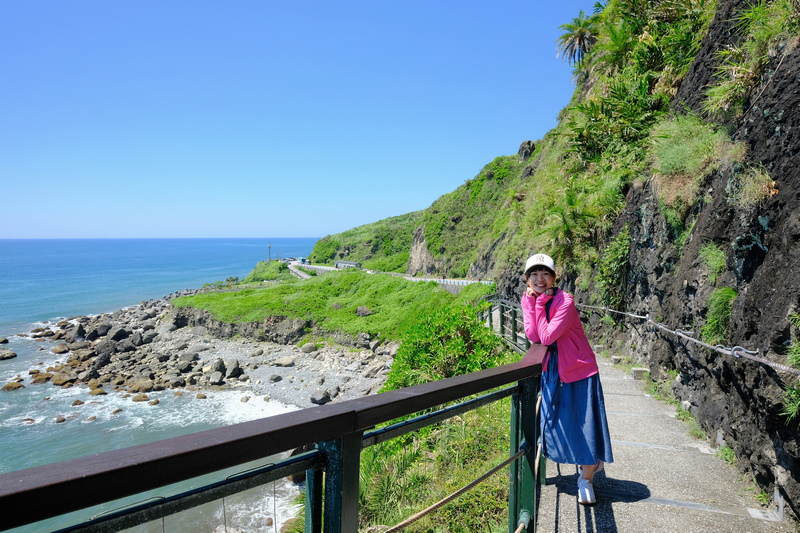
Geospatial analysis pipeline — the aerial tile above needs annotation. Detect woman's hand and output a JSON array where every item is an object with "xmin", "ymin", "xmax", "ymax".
[{"xmin": 525, "ymin": 286, "xmax": 536, "ymax": 298}]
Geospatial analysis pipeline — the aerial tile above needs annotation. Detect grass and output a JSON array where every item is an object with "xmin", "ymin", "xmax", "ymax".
[
  {"xmin": 715, "ymin": 445, "xmax": 736, "ymax": 466},
  {"xmin": 241, "ymin": 260, "xmax": 295, "ymax": 283},
  {"xmin": 698, "ymin": 243, "xmax": 726, "ymax": 284},
  {"xmin": 701, "ymin": 287, "xmax": 737, "ymax": 345},
  {"xmin": 173, "ymin": 270, "xmax": 494, "ymax": 341}
]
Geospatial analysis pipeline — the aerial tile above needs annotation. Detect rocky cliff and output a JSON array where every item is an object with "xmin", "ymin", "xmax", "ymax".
[{"xmin": 502, "ymin": 0, "xmax": 800, "ymax": 519}]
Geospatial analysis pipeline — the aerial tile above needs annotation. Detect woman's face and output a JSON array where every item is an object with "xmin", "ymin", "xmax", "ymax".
[{"xmin": 526, "ymin": 268, "xmax": 555, "ymax": 295}]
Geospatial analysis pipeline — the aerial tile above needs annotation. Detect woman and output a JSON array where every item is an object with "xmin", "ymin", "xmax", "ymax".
[{"xmin": 520, "ymin": 253, "xmax": 613, "ymax": 505}]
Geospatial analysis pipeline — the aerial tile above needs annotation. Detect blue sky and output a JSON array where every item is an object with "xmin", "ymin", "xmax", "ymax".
[{"xmin": 1, "ymin": 1, "xmax": 595, "ymax": 238}]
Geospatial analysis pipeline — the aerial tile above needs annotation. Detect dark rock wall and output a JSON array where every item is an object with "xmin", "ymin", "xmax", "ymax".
[{"xmin": 583, "ymin": 0, "xmax": 800, "ymax": 518}]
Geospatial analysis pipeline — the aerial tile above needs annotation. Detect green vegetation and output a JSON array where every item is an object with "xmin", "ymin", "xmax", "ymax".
[
  {"xmin": 173, "ymin": 270, "xmax": 494, "ymax": 341},
  {"xmin": 596, "ymin": 224, "xmax": 630, "ymax": 310},
  {"xmin": 382, "ymin": 305, "xmax": 512, "ymax": 390},
  {"xmin": 701, "ymin": 287, "xmax": 737, "ymax": 345},
  {"xmin": 715, "ymin": 445, "xmax": 736, "ymax": 466},
  {"xmin": 241, "ymin": 260, "xmax": 294, "ymax": 283},
  {"xmin": 308, "ymin": 212, "xmax": 423, "ymax": 272},
  {"xmin": 781, "ymin": 313, "xmax": 800, "ymax": 423},
  {"xmin": 649, "ymin": 112, "xmax": 744, "ymax": 210},
  {"xmin": 297, "ymin": 266, "xmax": 317, "ymax": 277},
  {"xmin": 698, "ymin": 243, "xmax": 726, "ymax": 284},
  {"xmin": 704, "ymin": 0, "xmax": 800, "ymax": 117},
  {"xmin": 728, "ymin": 166, "xmax": 777, "ymax": 209}
]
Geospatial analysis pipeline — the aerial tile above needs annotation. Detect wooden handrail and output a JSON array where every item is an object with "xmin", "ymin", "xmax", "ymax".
[{"xmin": 0, "ymin": 357, "xmax": 542, "ymax": 531}]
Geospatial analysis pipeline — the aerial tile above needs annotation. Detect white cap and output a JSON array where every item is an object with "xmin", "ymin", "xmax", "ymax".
[{"xmin": 524, "ymin": 253, "xmax": 555, "ymax": 275}]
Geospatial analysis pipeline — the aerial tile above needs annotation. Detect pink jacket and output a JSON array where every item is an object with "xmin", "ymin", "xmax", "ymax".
[{"xmin": 521, "ymin": 289, "xmax": 598, "ymax": 383}]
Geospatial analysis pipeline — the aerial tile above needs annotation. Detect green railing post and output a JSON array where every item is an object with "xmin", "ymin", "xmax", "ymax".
[
  {"xmin": 508, "ymin": 376, "xmax": 539, "ymax": 532},
  {"xmin": 320, "ymin": 432, "xmax": 362, "ymax": 533},
  {"xmin": 305, "ymin": 461, "xmax": 323, "ymax": 533},
  {"xmin": 511, "ymin": 308, "xmax": 518, "ymax": 346},
  {"xmin": 499, "ymin": 303, "xmax": 506, "ymax": 341}
]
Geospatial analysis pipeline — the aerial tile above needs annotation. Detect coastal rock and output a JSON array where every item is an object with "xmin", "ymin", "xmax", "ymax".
[
  {"xmin": 55, "ymin": 416, "xmax": 66, "ymax": 423},
  {"xmin": 31, "ymin": 373, "xmax": 53, "ymax": 384},
  {"xmin": 0, "ymin": 348, "xmax": 17, "ymax": 360},
  {"xmin": 94, "ymin": 339, "xmax": 117, "ymax": 359},
  {"xmin": 51, "ymin": 371, "xmax": 77, "ymax": 386},
  {"xmin": 107, "ymin": 325, "xmax": 129, "ymax": 341},
  {"xmin": 131, "ymin": 394, "xmax": 149, "ymax": 402},
  {"xmin": 0, "ymin": 337, "xmax": 8, "ymax": 344},
  {"xmin": 128, "ymin": 378, "xmax": 154, "ymax": 393},
  {"xmin": 2, "ymin": 382, "xmax": 24, "ymax": 391},
  {"xmin": 89, "ymin": 388, "xmax": 108, "ymax": 396},
  {"xmin": 208, "ymin": 371, "xmax": 225, "ymax": 386},
  {"xmin": 52, "ymin": 343, "xmax": 70, "ymax": 355},
  {"xmin": 310, "ymin": 388, "xmax": 331, "ymax": 405},
  {"xmin": 65, "ymin": 324, "xmax": 85, "ymax": 343},
  {"xmin": 301, "ymin": 343, "xmax": 317, "ymax": 354},
  {"xmin": 224, "ymin": 359, "xmax": 242, "ymax": 379},
  {"xmin": 274, "ymin": 356, "xmax": 295, "ymax": 367}
]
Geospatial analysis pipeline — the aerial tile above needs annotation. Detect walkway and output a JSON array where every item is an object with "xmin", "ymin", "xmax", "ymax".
[{"xmin": 534, "ymin": 354, "xmax": 791, "ymax": 532}]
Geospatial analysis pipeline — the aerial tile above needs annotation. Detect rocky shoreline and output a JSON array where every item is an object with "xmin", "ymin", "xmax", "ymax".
[{"xmin": 1, "ymin": 289, "xmax": 398, "ymax": 410}]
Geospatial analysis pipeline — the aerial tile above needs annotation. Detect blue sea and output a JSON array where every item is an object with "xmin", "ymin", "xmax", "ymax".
[{"xmin": 0, "ymin": 238, "xmax": 317, "ymax": 532}]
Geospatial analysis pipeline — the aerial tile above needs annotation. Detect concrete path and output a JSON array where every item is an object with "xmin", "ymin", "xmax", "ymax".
[{"xmin": 533, "ymin": 355, "xmax": 793, "ymax": 533}]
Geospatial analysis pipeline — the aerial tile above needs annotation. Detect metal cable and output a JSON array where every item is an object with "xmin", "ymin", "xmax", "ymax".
[
  {"xmin": 575, "ymin": 303, "xmax": 800, "ymax": 376},
  {"xmin": 383, "ymin": 442, "xmax": 531, "ymax": 532}
]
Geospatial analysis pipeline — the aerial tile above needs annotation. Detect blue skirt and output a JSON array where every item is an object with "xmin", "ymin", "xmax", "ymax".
[{"xmin": 541, "ymin": 346, "xmax": 614, "ymax": 466}]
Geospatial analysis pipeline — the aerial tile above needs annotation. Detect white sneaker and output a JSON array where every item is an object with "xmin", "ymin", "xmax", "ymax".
[{"xmin": 578, "ymin": 477, "xmax": 596, "ymax": 505}]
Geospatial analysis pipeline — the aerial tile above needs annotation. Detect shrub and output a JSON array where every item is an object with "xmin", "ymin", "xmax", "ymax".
[
  {"xmin": 381, "ymin": 305, "xmax": 510, "ymax": 391},
  {"xmin": 727, "ymin": 167, "xmax": 777, "ymax": 209},
  {"xmin": 241, "ymin": 260, "xmax": 292, "ymax": 282},
  {"xmin": 698, "ymin": 243, "xmax": 726, "ymax": 284},
  {"xmin": 597, "ymin": 225, "xmax": 631, "ymax": 310},
  {"xmin": 701, "ymin": 287, "xmax": 737, "ymax": 345}
]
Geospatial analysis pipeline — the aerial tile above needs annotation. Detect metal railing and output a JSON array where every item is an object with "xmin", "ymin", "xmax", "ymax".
[
  {"xmin": 481, "ymin": 294, "xmax": 531, "ymax": 355},
  {"xmin": 0, "ymin": 349, "xmax": 544, "ymax": 533}
]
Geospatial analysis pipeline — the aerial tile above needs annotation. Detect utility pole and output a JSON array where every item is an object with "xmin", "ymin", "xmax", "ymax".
[{"xmin": 268, "ymin": 243, "xmax": 271, "ymax": 262}]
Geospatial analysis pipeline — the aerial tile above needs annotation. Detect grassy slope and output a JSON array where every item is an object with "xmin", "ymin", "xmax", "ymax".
[
  {"xmin": 173, "ymin": 269, "xmax": 494, "ymax": 340},
  {"xmin": 307, "ymin": 211, "xmax": 423, "ymax": 272}
]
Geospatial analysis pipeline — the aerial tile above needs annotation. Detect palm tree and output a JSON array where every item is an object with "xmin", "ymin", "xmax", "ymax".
[{"xmin": 556, "ymin": 10, "xmax": 598, "ymax": 66}]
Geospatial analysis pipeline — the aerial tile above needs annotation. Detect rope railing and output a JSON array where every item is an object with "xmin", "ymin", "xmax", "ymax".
[{"xmin": 575, "ymin": 303, "xmax": 800, "ymax": 377}]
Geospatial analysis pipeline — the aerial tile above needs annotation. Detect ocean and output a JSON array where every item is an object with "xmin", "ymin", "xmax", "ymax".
[{"xmin": 0, "ymin": 238, "xmax": 318, "ymax": 532}]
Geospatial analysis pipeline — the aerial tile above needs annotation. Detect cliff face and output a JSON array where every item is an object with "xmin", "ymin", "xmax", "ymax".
[{"xmin": 567, "ymin": 0, "xmax": 800, "ymax": 518}]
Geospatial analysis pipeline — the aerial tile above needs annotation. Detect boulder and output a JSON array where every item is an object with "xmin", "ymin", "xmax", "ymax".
[
  {"xmin": 518, "ymin": 140, "xmax": 535, "ymax": 161},
  {"xmin": 0, "ymin": 337, "xmax": 8, "ymax": 344},
  {"xmin": 196, "ymin": 393, "xmax": 207, "ymax": 399},
  {"xmin": 364, "ymin": 361, "xmax": 385, "ymax": 379},
  {"xmin": 132, "ymin": 394, "xmax": 149, "ymax": 402},
  {"xmin": 65, "ymin": 324, "xmax": 86, "ymax": 343},
  {"xmin": 31, "ymin": 373, "xmax": 53, "ymax": 384},
  {"xmin": 225, "ymin": 359, "xmax": 242, "ymax": 379},
  {"xmin": 128, "ymin": 378, "xmax": 155, "ymax": 393},
  {"xmin": 274, "ymin": 356, "xmax": 295, "ymax": 367},
  {"xmin": 130, "ymin": 331, "xmax": 144, "ymax": 346},
  {"xmin": 52, "ymin": 343, "xmax": 70, "ymax": 355},
  {"xmin": 208, "ymin": 371, "xmax": 225, "ymax": 386},
  {"xmin": 107, "ymin": 325, "xmax": 129, "ymax": 341},
  {"xmin": 356, "ymin": 305, "xmax": 372, "ymax": 317},
  {"xmin": 94, "ymin": 339, "xmax": 117, "ymax": 359},
  {"xmin": 72, "ymin": 400, "xmax": 84, "ymax": 406},
  {"xmin": 301, "ymin": 343, "xmax": 317, "ymax": 354},
  {"xmin": 310, "ymin": 389, "xmax": 331, "ymax": 405},
  {"xmin": 0, "ymin": 348, "xmax": 17, "ymax": 360},
  {"xmin": 269, "ymin": 374, "xmax": 283, "ymax": 383},
  {"xmin": 51, "ymin": 371, "xmax": 77, "ymax": 386},
  {"xmin": 2, "ymin": 382, "xmax": 24, "ymax": 391},
  {"xmin": 55, "ymin": 416, "xmax": 66, "ymax": 423},
  {"xmin": 141, "ymin": 331, "xmax": 158, "ymax": 344},
  {"xmin": 357, "ymin": 333, "xmax": 371, "ymax": 349},
  {"xmin": 89, "ymin": 388, "xmax": 108, "ymax": 396},
  {"xmin": 210, "ymin": 358, "xmax": 226, "ymax": 374}
]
